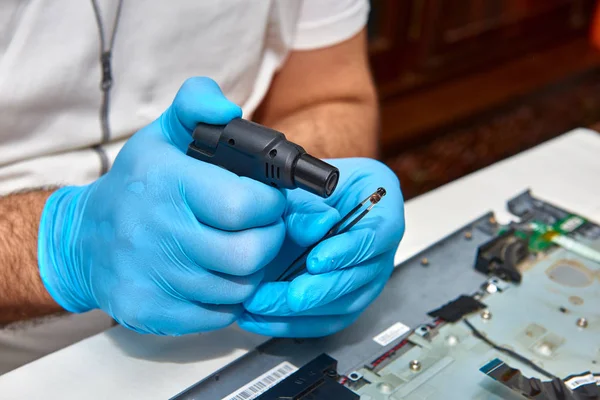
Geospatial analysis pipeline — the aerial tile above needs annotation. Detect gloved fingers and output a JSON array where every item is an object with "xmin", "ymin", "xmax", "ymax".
[
  {"xmin": 287, "ymin": 253, "xmax": 393, "ymax": 313},
  {"xmin": 307, "ymin": 224, "xmax": 394, "ymax": 274},
  {"xmin": 322, "ymin": 158, "xmax": 402, "ymax": 207},
  {"xmin": 242, "ymin": 282, "xmax": 289, "ymax": 315},
  {"xmin": 237, "ymin": 310, "xmax": 361, "ymax": 338},
  {"xmin": 115, "ymin": 298, "xmax": 243, "ymax": 336},
  {"xmin": 321, "ymin": 158, "xmax": 404, "ymax": 234},
  {"xmin": 302, "ymin": 158, "xmax": 405, "ymax": 274},
  {"xmin": 160, "ymin": 77, "xmax": 242, "ymax": 151},
  {"xmin": 243, "ymin": 253, "xmax": 391, "ymax": 314},
  {"xmin": 299, "ymin": 263, "xmax": 392, "ymax": 315},
  {"xmin": 179, "ymin": 157, "xmax": 286, "ymax": 231},
  {"xmin": 161, "ymin": 263, "xmax": 265, "ymax": 305},
  {"xmin": 283, "ymin": 190, "xmax": 341, "ymax": 247},
  {"xmin": 244, "ymin": 261, "xmax": 393, "ymax": 316},
  {"xmin": 174, "ymin": 219, "xmax": 286, "ymax": 276}
]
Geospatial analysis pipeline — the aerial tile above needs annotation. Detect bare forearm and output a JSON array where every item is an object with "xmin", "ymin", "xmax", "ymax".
[
  {"xmin": 253, "ymin": 29, "xmax": 378, "ymax": 158},
  {"xmin": 0, "ymin": 189, "xmax": 62, "ymax": 324},
  {"xmin": 267, "ymin": 99, "xmax": 379, "ymax": 159}
]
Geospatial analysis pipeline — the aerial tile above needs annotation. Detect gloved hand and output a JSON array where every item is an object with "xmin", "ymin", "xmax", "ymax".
[
  {"xmin": 238, "ymin": 158, "xmax": 405, "ymax": 337},
  {"xmin": 38, "ymin": 77, "xmax": 286, "ymax": 335}
]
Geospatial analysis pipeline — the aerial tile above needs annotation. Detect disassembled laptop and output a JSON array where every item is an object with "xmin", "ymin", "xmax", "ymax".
[{"xmin": 172, "ymin": 190, "xmax": 600, "ymax": 400}]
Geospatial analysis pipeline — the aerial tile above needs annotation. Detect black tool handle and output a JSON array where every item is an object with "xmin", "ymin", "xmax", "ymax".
[{"xmin": 186, "ymin": 118, "xmax": 339, "ymax": 198}]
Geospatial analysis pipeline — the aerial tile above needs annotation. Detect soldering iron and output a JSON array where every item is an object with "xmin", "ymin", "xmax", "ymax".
[
  {"xmin": 187, "ymin": 118, "xmax": 386, "ymax": 282},
  {"xmin": 187, "ymin": 118, "xmax": 339, "ymax": 198}
]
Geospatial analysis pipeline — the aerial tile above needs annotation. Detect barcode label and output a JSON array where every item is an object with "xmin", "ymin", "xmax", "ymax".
[
  {"xmin": 222, "ymin": 362, "xmax": 297, "ymax": 400},
  {"xmin": 373, "ymin": 322, "xmax": 410, "ymax": 346},
  {"xmin": 565, "ymin": 373, "xmax": 596, "ymax": 389}
]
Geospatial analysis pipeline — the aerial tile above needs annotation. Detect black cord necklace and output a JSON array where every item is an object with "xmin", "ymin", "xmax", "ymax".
[{"xmin": 90, "ymin": 0, "xmax": 124, "ymax": 174}]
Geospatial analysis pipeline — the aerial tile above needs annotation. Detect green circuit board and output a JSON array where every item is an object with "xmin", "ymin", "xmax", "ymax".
[{"xmin": 502, "ymin": 215, "xmax": 587, "ymax": 253}]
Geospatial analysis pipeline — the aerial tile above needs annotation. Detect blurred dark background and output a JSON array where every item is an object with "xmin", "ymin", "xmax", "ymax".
[{"xmin": 368, "ymin": 0, "xmax": 600, "ymax": 199}]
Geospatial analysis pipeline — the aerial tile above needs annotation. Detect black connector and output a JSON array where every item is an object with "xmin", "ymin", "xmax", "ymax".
[
  {"xmin": 427, "ymin": 295, "xmax": 486, "ymax": 323},
  {"xmin": 187, "ymin": 118, "xmax": 339, "ymax": 198},
  {"xmin": 256, "ymin": 354, "xmax": 358, "ymax": 400},
  {"xmin": 474, "ymin": 229, "xmax": 528, "ymax": 283}
]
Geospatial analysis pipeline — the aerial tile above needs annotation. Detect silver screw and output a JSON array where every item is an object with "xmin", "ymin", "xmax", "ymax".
[
  {"xmin": 483, "ymin": 282, "xmax": 498, "ymax": 294},
  {"xmin": 481, "ymin": 310, "xmax": 492, "ymax": 320},
  {"xmin": 409, "ymin": 360, "xmax": 421, "ymax": 371},
  {"xmin": 576, "ymin": 317, "xmax": 588, "ymax": 328},
  {"xmin": 348, "ymin": 371, "xmax": 362, "ymax": 382}
]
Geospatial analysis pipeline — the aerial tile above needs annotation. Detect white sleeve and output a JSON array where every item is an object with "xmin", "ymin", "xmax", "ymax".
[{"xmin": 292, "ymin": 0, "xmax": 370, "ymax": 50}]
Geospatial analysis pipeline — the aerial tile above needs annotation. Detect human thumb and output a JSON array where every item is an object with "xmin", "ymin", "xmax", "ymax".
[{"xmin": 160, "ymin": 77, "xmax": 242, "ymax": 151}]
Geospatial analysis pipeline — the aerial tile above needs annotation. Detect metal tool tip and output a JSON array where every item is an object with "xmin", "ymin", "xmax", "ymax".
[{"xmin": 370, "ymin": 187, "xmax": 387, "ymax": 204}]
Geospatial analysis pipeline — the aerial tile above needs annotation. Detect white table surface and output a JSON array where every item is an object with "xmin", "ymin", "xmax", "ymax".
[{"xmin": 1, "ymin": 128, "xmax": 599, "ymax": 399}]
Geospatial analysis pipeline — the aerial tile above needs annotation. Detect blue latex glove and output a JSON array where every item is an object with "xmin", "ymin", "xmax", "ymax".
[
  {"xmin": 38, "ymin": 77, "xmax": 286, "ymax": 335},
  {"xmin": 239, "ymin": 158, "xmax": 405, "ymax": 337}
]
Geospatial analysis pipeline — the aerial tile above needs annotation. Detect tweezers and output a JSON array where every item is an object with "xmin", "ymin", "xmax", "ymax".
[{"xmin": 275, "ymin": 187, "xmax": 386, "ymax": 282}]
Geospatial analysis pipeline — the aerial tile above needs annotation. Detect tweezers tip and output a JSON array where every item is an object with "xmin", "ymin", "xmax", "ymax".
[{"xmin": 370, "ymin": 187, "xmax": 386, "ymax": 204}]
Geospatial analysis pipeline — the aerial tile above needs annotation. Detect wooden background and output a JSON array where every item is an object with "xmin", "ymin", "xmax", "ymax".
[{"xmin": 368, "ymin": 0, "xmax": 600, "ymax": 198}]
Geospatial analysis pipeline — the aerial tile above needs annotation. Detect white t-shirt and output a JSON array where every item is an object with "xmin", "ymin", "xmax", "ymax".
[{"xmin": 0, "ymin": 0, "xmax": 369, "ymax": 374}]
